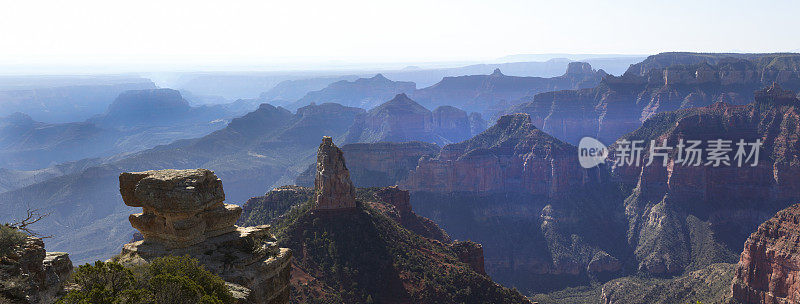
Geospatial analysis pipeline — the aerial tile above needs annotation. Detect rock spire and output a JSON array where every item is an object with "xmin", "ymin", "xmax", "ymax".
[{"xmin": 314, "ymin": 136, "xmax": 357, "ymax": 210}]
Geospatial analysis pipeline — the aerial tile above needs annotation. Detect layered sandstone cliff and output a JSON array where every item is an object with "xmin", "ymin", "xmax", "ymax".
[
  {"xmin": 116, "ymin": 169, "xmax": 291, "ymax": 304},
  {"xmin": 608, "ymin": 84, "xmax": 800, "ymax": 275},
  {"xmin": 732, "ymin": 203, "xmax": 800, "ymax": 304},
  {"xmin": 432, "ymin": 106, "xmax": 471, "ymax": 142},
  {"xmin": 405, "ymin": 113, "xmax": 596, "ymax": 196},
  {"xmin": 512, "ymin": 53, "xmax": 800, "ymax": 145}
]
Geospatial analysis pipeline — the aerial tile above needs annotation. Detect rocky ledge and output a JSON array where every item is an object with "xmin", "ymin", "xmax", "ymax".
[
  {"xmin": 0, "ymin": 236, "xmax": 72, "ymax": 303},
  {"xmin": 115, "ymin": 169, "xmax": 291, "ymax": 304}
]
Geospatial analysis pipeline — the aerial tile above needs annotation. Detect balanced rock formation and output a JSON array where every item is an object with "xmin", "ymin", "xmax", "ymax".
[
  {"xmin": 119, "ymin": 169, "xmax": 238, "ymax": 248},
  {"xmin": 732, "ymin": 203, "xmax": 800, "ymax": 304},
  {"xmin": 0, "ymin": 235, "xmax": 72, "ymax": 303},
  {"xmin": 314, "ymin": 137, "xmax": 357, "ymax": 210},
  {"xmin": 117, "ymin": 169, "xmax": 291, "ymax": 304}
]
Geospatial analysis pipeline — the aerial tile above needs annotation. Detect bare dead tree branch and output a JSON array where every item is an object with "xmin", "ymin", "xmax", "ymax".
[{"xmin": 10, "ymin": 208, "xmax": 51, "ymax": 238}]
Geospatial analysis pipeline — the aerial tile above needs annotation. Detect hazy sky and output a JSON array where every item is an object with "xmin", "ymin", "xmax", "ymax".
[{"xmin": 1, "ymin": 0, "xmax": 798, "ymax": 71}]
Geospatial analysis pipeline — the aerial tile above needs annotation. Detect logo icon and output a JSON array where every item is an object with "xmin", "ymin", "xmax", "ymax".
[{"xmin": 578, "ymin": 137, "xmax": 608, "ymax": 168}]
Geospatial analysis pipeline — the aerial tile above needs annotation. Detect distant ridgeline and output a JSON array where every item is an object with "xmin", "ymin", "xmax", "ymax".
[
  {"xmin": 511, "ymin": 52, "xmax": 800, "ymax": 145},
  {"xmin": 0, "ymin": 88, "xmax": 246, "ymax": 170}
]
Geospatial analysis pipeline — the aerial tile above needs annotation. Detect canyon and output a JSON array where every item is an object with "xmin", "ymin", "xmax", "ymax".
[
  {"xmin": 512, "ymin": 52, "xmax": 800, "ymax": 145},
  {"xmin": 3, "ymin": 52, "xmax": 800, "ymax": 303}
]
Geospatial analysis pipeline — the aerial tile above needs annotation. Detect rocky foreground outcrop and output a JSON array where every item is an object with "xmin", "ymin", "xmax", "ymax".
[
  {"xmin": 115, "ymin": 169, "xmax": 291, "ymax": 304},
  {"xmin": 0, "ymin": 235, "xmax": 72, "ymax": 303},
  {"xmin": 732, "ymin": 203, "xmax": 800, "ymax": 304}
]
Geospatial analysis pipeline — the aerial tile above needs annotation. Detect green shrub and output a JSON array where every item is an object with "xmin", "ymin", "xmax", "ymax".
[
  {"xmin": 0, "ymin": 225, "xmax": 28, "ymax": 257},
  {"xmin": 57, "ymin": 256, "xmax": 234, "ymax": 304},
  {"xmin": 147, "ymin": 256, "xmax": 233, "ymax": 303}
]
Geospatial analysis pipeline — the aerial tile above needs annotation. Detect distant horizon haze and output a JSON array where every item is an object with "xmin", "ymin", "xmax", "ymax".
[{"xmin": 1, "ymin": 0, "xmax": 798, "ymax": 74}]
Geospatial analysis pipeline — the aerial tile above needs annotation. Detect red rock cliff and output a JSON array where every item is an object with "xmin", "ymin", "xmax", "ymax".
[
  {"xmin": 609, "ymin": 84, "xmax": 800, "ymax": 275},
  {"xmin": 405, "ymin": 113, "xmax": 596, "ymax": 197},
  {"xmin": 732, "ymin": 203, "xmax": 800, "ymax": 304}
]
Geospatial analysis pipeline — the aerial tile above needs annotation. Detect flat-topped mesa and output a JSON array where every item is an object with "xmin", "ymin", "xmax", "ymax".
[
  {"xmin": 118, "ymin": 169, "xmax": 291, "ymax": 304},
  {"xmin": 314, "ymin": 136, "xmax": 357, "ymax": 210},
  {"xmin": 119, "ymin": 169, "xmax": 241, "ymax": 248}
]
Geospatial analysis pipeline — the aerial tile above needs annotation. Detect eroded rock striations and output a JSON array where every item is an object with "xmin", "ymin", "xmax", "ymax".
[
  {"xmin": 116, "ymin": 169, "xmax": 291, "ymax": 304},
  {"xmin": 0, "ymin": 235, "xmax": 72, "ymax": 303},
  {"xmin": 314, "ymin": 137, "xmax": 357, "ymax": 210},
  {"xmin": 405, "ymin": 113, "xmax": 596, "ymax": 196},
  {"xmin": 512, "ymin": 52, "xmax": 800, "ymax": 145},
  {"xmin": 609, "ymin": 84, "xmax": 800, "ymax": 276},
  {"xmin": 732, "ymin": 203, "xmax": 800, "ymax": 304}
]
